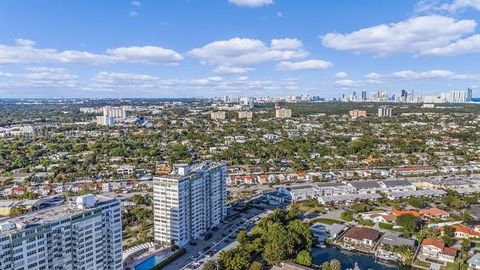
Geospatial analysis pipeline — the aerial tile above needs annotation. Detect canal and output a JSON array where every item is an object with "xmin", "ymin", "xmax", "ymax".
[{"xmin": 311, "ymin": 247, "xmax": 412, "ymax": 270}]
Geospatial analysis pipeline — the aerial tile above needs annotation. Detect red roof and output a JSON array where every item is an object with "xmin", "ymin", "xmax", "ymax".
[
  {"xmin": 441, "ymin": 224, "xmax": 480, "ymax": 237},
  {"xmin": 441, "ymin": 247, "xmax": 457, "ymax": 257},
  {"xmin": 393, "ymin": 209, "xmax": 421, "ymax": 218},
  {"xmin": 421, "ymin": 238, "xmax": 445, "ymax": 250},
  {"xmin": 420, "ymin": 208, "xmax": 449, "ymax": 217}
]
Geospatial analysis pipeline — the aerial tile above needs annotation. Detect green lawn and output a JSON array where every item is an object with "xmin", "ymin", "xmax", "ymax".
[
  {"xmin": 412, "ymin": 259, "xmax": 431, "ymax": 270},
  {"xmin": 309, "ymin": 217, "xmax": 344, "ymax": 225},
  {"xmin": 443, "ymin": 262, "xmax": 464, "ymax": 270},
  {"xmin": 378, "ymin": 222, "xmax": 393, "ymax": 230},
  {"xmin": 294, "ymin": 200, "xmax": 327, "ymax": 213}
]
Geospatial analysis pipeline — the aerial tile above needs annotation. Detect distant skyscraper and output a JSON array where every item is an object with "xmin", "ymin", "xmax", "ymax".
[
  {"xmin": 361, "ymin": 91, "xmax": 367, "ymax": 101},
  {"xmin": 401, "ymin": 89, "xmax": 408, "ymax": 101},
  {"xmin": 153, "ymin": 163, "xmax": 227, "ymax": 247},
  {"xmin": 467, "ymin": 88, "xmax": 473, "ymax": 101}
]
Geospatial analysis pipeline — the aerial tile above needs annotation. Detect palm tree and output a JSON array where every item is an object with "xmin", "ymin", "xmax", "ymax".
[
  {"xmin": 330, "ymin": 259, "xmax": 341, "ymax": 270},
  {"xmin": 396, "ymin": 245, "xmax": 414, "ymax": 264}
]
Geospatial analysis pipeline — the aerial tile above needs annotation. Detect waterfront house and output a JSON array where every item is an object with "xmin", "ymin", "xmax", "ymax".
[
  {"xmin": 419, "ymin": 238, "xmax": 457, "ymax": 263},
  {"xmin": 376, "ymin": 233, "xmax": 416, "ymax": 262},
  {"xmin": 467, "ymin": 253, "xmax": 480, "ymax": 270},
  {"xmin": 343, "ymin": 226, "xmax": 381, "ymax": 249}
]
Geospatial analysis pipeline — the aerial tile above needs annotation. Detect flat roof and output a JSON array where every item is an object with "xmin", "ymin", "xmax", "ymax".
[
  {"xmin": 349, "ymin": 180, "xmax": 382, "ymax": 189},
  {"xmin": 0, "ymin": 195, "xmax": 118, "ymax": 235},
  {"xmin": 382, "ymin": 180, "xmax": 413, "ymax": 187}
]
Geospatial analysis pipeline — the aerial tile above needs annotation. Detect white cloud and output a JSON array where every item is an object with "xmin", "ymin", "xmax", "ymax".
[
  {"xmin": 391, "ymin": 70, "xmax": 454, "ymax": 79},
  {"xmin": 277, "ymin": 12, "xmax": 283, "ymax": 17},
  {"xmin": 276, "ymin": 60, "xmax": 332, "ymax": 71},
  {"xmin": 322, "ymin": 15, "xmax": 476, "ymax": 56},
  {"xmin": 364, "ymin": 72, "xmax": 382, "ymax": 79},
  {"xmin": 270, "ymin": 38, "xmax": 302, "ymax": 50},
  {"xmin": 129, "ymin": 11, "xmax": 138, "ymax": 17},
  {"xmin": 15, "ymin": 38, "xmax": 35, "ymax": 47},
  {"xmin": 86, "ymin": 71, "xmax": 159, "ymax": 91},
  {"xmin": 365, "ymin": 69, "xmax": 479, "ymax": 80},
  {"xmin": 106, "ymin": 46, "xmax": 183, "ymax": 64},
  {"xmin": 228, "ymin": 0, "xmax": 273, "ymax": 7},
  {"xmin": 213, "ymin": 66, "xmax": 253, "ymax": 74},
  {"xmin": 421, "ymin": 34, "xmax": 480, "ymax": 56},
  {"xmin": 82, "ymin": 72, "xmax": 299, "ymax": 96},
  {"xmin": 131, "ymin": 1, "xmax": 141, "ymax": 7},
  {"xmin": 440, "ymin": 0, "xmax": 480, "ymax": 12},
  {"xmin": 335, "ymin": 72, "xmax": 348, "ymax": 78},
  {"xmin": 0, "ymin": 39, "xmax": 183, "ymax": 65},
  {"xmin": 0, "ymin": 67, "xmax": 79, "ymax": 88},
  {"xmin": 188, "ymin": 37, "xmax": 308, "ymax": 69},
  {"xmin": 335, "ymin": 79, "xmax": 363, "ymax": 88}
]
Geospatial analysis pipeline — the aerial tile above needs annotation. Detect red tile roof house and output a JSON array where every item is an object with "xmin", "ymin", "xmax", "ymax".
[
  {"xmin": 420, "ymin": 208, "xmax": 450, "ymax": 219},
  {"xmin": 12, "ymin": 186, "xmax": 27, "ymax": 195},
  {"xmin": 343, "ymin": 226, "xmax": 381, "ymax": 250},
  {"xmin": 440, "ymin": 224, "xmax": 480, "ymax": 239},
  {"xmin": 420, "ymin": 238, "xmax": 457, "ymax": 263}
]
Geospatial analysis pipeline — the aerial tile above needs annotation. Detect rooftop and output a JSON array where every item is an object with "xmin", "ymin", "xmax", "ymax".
[
  {"xmin": 156, "ymin": 161, "xmax": 225, "ymax": 180},
  {"xmin": 382, "ymin": 179, "xmax": 413, "ymax": 187},
  {"xmin": 344, "ymin": 226, "xmax": 381, "ymax": 241},
  {"xmin": 0, "ymin": 194, "xmax": 117, "ymax": 235},
  {"xmin": 349, "ymin": 180, "xmax": 382, "ymax": 189}
]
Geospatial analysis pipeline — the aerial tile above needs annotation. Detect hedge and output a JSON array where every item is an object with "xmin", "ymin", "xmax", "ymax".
[{"xmin": 152, "ymin": 248, "xmax": 186, "ymax": 270}]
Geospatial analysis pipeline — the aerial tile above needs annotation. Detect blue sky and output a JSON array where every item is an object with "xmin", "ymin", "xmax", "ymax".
[{"xmin": 1, "ymin": 0, "xmax": 480, "ymax": 98}]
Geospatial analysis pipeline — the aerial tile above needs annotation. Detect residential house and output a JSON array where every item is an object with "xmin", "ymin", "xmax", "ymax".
[
  {"xmin": 419, "ymin": 238, "xmax": 457, "ymax": 263},
  {"xmin": 343, "ymin": 226, "xmax": 381, "ymax": 249},
  {"xmin": 376, "ymin": 233, "xmax": 416, "ymax": 262},
  {"xmin": 420, "ymin": 208, "xmax": 450, "ymax": 219},
  {"xmin": 441, "ymin": 224, "xmax": 480, "ymax": 239},
  {"xmin": 467, "ymin": 253, "xmax": 480, "ymax": 270},
  {"xmin": 392, "ymin": 209, "xmax": 422, "ymax": 218}
]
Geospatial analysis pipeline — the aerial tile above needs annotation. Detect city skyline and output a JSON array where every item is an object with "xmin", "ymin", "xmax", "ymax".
[{"xmin": 1, "ymin": 0, "xmax": 480, "ymax": 98}]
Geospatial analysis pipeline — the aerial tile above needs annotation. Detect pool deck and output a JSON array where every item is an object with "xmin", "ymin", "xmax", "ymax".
[{"xmin": 124, "ymin": 247, "xmax": 173, "ymax": 270}]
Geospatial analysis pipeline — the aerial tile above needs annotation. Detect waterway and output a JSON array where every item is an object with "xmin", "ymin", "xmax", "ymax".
[{"xmin": 312, "ymin": 247, "xmax": 411, "ymax": 270}]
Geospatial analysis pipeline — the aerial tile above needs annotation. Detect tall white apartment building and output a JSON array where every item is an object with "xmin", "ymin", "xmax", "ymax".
[
  {"xmin": 446, "ymin": 91, "xmax": 468, "ymax": 103},
  {"xmin": 211, "ymin": 111, "xmax": 226, "ymax": 120},
  {"xmin": 0, "ymin": 195, "xmax": 123, "ymax": 270},
  {"xmin": 275, "ymin": 108, "xmax": 292, "ymax": 119},
  {"xmin": 153, "ymin": 162, "xmax": 227, "ymax": 247},
  {"xmin": 378, "ymin": 107, "xmax": 392, "ymax": 117},
  {"xmin": 96, "ymin": 115, "xmax": 116, "ymax": 127},
  {"xmin": 103, "ymin": 106, "xmax": 127, "ymax": 119},
  {"xmin": 238, "ymin": 111, "xmax": 253, "ymax": 119}
]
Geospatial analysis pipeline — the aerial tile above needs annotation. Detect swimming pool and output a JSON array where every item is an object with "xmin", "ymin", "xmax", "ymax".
[{"xmin": 134, "ymin": 255, "xmax": 160, "ymax": 270}]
